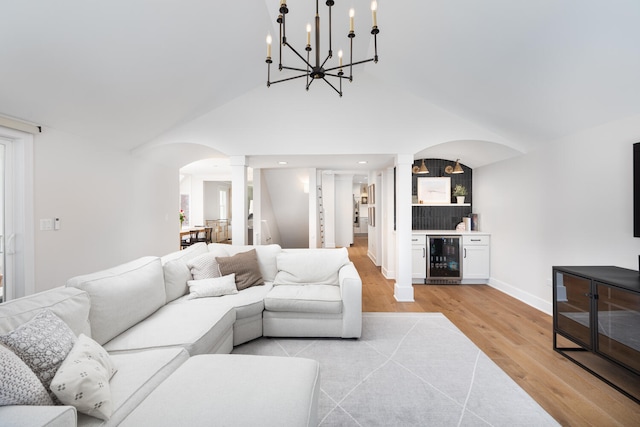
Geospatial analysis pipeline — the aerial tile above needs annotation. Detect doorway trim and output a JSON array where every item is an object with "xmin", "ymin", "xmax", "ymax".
[{"xmin": 0, "ymin": 126, "xmax": 35, "ymax": 300}]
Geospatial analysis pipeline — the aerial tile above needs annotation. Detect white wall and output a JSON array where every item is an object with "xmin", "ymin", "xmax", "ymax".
[
  {"xmin": 335, "ymin": 174, "xmax": 354, "ymax": 248},
  {"xmin": 34, "ymin": 127, "xmax": 177, "ymax": 292},
  {"xmin": 262, "ymin": 169, "xmax": 309, "ymax": 248},
  {"xmin": 257, "ymin": 169, "xmax": 282, "ymax": 246},
  {"xmin": 475, "ymin": 113, "xmax": 640, "ymax": 314}
]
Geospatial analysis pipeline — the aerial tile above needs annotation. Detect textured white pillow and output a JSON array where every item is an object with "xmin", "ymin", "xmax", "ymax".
[
  {"xmin": 186, "ymin": 274, "xmax": 238, "ymax": 299},
  {"xmin": 50, "ymin": 334, "xmax": 117, "ymax": 421},
  {"xmin": 0, "ymin": 344, "xmax": 53, "ymax": 406},
  {"xmin": 0, "ymin": 309, "xmax": 76, "ymax": 397},
  {"xmin": 186, "ymin": 252, "xmax": 222, "ymax": 280}
]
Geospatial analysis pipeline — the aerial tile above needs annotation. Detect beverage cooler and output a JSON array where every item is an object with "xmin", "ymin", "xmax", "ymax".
[{"xmin": 427, "ymin": 236, "xmax": 462, "ymax": 282}]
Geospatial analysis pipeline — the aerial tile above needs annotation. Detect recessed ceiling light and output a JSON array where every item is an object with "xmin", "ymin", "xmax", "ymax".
[
  {"xmin": 358, "ymin": 161, "xmax": 368, "ymax": 164},
  {"xmin": 278, "ymin": 161, "xmax": 288, "ymax": 165}
]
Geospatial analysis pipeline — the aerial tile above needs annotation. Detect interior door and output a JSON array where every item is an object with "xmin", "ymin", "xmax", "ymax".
[{"xmin": 0, "ymin": 141, "xmax": 7, "ymax": 302}]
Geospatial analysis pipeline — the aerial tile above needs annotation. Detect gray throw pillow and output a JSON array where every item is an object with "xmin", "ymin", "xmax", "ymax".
[
  {"xmin": 0, "ymin": 309, "xmax": 76, "ymax": 398},
  {"xmin": 0, "ymin": 344, "xmax": 54, "ymax": 406},
  {"xmin": 216, "ymin": 249, "xmax": 264, "ymax": 290}
]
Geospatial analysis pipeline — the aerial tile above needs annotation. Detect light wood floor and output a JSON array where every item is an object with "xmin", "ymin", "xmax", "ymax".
[{"xmin": 347, "ymin": 237, "xmax": 640, "ymax": 426}]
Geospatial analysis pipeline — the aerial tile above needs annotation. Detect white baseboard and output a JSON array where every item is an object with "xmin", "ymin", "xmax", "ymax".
[
  {"xmin": 488, "ymin": 277, "xmax": 553, "ymax": 315},
  {"xmin": 367, "ymin": 251, "xmax": 377, "ymax": 266},
  {"xmin": 382, "ymin": 266, "xmax": 395, "ymax": 279},
  {"xmin": 394, "ymin": 283, "xmax": 415, "ymax": 302}
]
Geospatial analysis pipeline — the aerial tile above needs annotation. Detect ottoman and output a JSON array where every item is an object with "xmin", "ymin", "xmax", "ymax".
[{"xmin": 119, "ymin": 354, "xmax": 320, "ymax": 427}]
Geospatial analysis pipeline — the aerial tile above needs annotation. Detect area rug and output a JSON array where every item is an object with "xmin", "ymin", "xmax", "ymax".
[{"xmin": 232, "ymin": 313, "xmax": 559, "ymax": 426}]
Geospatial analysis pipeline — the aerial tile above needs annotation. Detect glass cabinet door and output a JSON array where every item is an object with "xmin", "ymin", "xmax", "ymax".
[
  {"xmin": 555, "ymin": 271, "xmax": 592, "ymax": 348},
  {"xmin": 596, "ymin": 283, "xmax": 640, "ymax": 374}
]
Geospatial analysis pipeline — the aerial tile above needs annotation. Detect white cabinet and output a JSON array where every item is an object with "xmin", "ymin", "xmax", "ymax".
[
  {"xmin": 412, "ymin": 235, "xmax": 426, "ymax": 283},
  {"xmin": 462, "ymin": 235, "xmax": 490, "ymax": 281}
]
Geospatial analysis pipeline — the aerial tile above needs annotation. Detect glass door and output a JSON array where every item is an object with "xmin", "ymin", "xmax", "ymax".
[
  {"xmin": 427, "ymin": 236, "xmax": 461, "ymax": 281},
  {"xmin": 596, "ymin": 282, "xmax": 640, "ymax": 374},
  {"xmin": 554, "ymin": 271, "xmax": 592, "ymax": 349}
]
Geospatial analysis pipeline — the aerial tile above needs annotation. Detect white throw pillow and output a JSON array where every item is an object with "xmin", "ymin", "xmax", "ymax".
[
  {"xmin": 186, "ymin": 252, "xmax": 222, "ymax": 280},
  {"xmin": 0, "ymin": 309, "xmax": 76, "ymax": 398},
  {"xmin": 0, "ymin": 344, "xmax": 53, "ymax": 406},
  {"xmin": 186, "ymin": 274, "xmax": 238, "ymax": 299},
  {"xmin": 50, "ymin": 334, "xmax": 117, "ymax": 421}
]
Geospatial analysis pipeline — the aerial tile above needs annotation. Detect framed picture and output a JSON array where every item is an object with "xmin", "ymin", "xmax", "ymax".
[
  {"xmin": 368, "ymin": 207, "xmax": 375, "ymax": 227},
  {"xmin": 417, "ymin": 177, "xmax": 451, "ymax": 204},
  {"xmin": 368, "ymin": 184, "xmax": 375, "ymax": 204},
  {"xmin": 361, "ymin": 196, "xmax": 368, "ymax": 204}
]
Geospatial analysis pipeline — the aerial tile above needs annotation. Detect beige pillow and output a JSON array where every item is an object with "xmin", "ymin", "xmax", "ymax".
[
  {"xmin": 216, "ymin": 249, "xmax": 264, "ymax": 290},
  {"xmin": 51, "ymin": 334, "xmax": 117, "ymax": 420}
]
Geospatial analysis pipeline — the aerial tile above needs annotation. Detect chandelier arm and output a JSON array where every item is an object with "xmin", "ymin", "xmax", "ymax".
[
  {"xmin": 284, "ymin": 42, "xmax": 313, "ymax": 70},
  {"xmin": 324, "ymin": 58, "xmax": 375, "ymax": 73},
  {"xmin": 305, "ymin": 75, "xmax": 317, "ymax": 91},
  {"xmin": 281, "ymin": 66, "xmax": 309, "ymax": 73},
  {"xmin": 327, "ymin": 1, "xmax": 333, "ymax": 57},
  {"xmin": 320, "ymin": 52, "xmax": 332, "ymax": 69},
  {"xmin": 268, "ymin": 73, "xmax": 310, "ymax": 85},
  {"xmin": 349, "ymin": 35, "xmax": 354, "ymax": 82},
  {"xmin": 323, "ymin": 72, "xmax": 348, "ymax": 79},
  {"xmin": 321, "ymin": 77, "xmax": 342, "ymax": 97}
]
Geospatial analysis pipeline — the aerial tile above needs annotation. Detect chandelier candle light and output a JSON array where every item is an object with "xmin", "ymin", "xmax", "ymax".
[{"xmin": 266, "ymin": 0, "xmax": 380, "ymax": 97}]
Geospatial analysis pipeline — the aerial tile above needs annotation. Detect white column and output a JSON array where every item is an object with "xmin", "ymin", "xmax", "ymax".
[
  {"xmin": 253, "ymin": 168, "xmax": 262, "ymax": 246},
  {"xmin": 381, "ymin": 166, "xmax": 396, "ymax": 279},
  {"xmin": 322, "ymin": 171, "xmax": 336, "ymax": 248},
  {"xmin": 230, "ymin": 155, "xmax": 248, "ymax": 245},
  {"xmin": 394, "ymin": 154, "xmax": 414, "ymax": 302},
  {"xmin": 308, "ymin": 168, "xmax": 318, "ymax": 248}
]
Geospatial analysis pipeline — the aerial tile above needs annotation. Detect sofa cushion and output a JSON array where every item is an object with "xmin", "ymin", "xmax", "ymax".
[
  {"xmin": 208, "ymin": 243, "xmax": 282, "ymax": 282},
  {"xmin": 186, "ymin": 274, "xmax": 238, "ymax": 299},
  {"xmin": 264, "ymin": 285, "xmax": 343, "ymax": 314},
  {"xmin": 51, "ymin": 334, "xmax": 117, "ymax": 421},
  {"xmin": 274, "ymin": 248, "xmax": 349, "ymax": 286},
  {"xmin": 0, "ymin": 286, "xmax": 91, "ymax": 338},
  {"xmin": 76, "ymin": 347, "xmax": 189, "ymax": 427},
  {"xmin": 0, "ymin": 344, "xmax": 53, "ymax": 406},
  {"xmin": 103, "ymin": 302, "xmax": 236, "ymax": 356},
  {"xmin": 216, "ymin": 249, "xmax": 264, "ymax": 291},
  {"xmin": 118, "ymin": 354, "xmax": 320, "ymax": 427},
  {"xmin": 0, "ymin": 405, "xmax": 77, "ymax": 427},
  {"xmin": 0, "ymin": 309, "xmax": 76, "ymax": 397},
  {"xmin": 172, "ymin": 282, "xmax": 273, "ymax": 320},
  {"xmin": 186, "ymin": 252, "xmax": 222, "ymax": 280},
  {"xmin": 161, "ymin": 242, "xmax": 209, "ymax": 303},
  {"xmin": 66, "ymin": 257, "xmax": 166, "ymax": 345}
]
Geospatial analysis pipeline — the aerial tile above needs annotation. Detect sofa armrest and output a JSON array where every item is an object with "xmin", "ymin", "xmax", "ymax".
[
  {"xmin": 338, "ymin": 262, "xmax": 362, "ymax": 338},
  {"xmin": 0, "ymin": 405, "xmax": 77, "ymax": 427}
]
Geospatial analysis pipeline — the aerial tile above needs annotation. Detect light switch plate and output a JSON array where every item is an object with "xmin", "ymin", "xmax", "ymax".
[{"xmin": 40, "ymin": 219, "xmax": 53, "ymax": 231}]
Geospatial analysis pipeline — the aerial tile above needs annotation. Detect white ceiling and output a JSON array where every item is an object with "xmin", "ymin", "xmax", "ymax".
[{"xmin": 3, "ymin": 1, "xmax": 640, "ymax": 175}]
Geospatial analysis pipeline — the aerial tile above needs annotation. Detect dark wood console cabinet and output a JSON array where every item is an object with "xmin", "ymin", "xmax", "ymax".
[{"xmin": 553, "ymin": 266, "xmax": 640, "ymax": 403}]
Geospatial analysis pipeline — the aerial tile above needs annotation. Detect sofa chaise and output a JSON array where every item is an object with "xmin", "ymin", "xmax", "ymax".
[{"xmin": 0, "ymin": 242, "xmax": 362, "ymax": 427}]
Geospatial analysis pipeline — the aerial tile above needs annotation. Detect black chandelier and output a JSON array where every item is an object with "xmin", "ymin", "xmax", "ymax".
[{"xmin": 265, "ymin": 0, "xmax": 380, "ymax": 97}]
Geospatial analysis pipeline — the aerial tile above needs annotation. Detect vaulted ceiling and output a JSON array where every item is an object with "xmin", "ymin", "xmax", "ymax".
[{"xmin": 3, "ymin": 1, "xmax": 640, "ymax": 171}]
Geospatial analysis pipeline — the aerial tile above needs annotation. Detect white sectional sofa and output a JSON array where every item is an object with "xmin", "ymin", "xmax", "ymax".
[{"xmin": 0, "ymin": 243, "xmax": 362, "ymax": 427}]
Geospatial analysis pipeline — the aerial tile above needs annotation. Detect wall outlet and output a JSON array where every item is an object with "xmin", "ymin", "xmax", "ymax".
[{"xmin": 546, "ymin": 278, "xmax": 552, "ymax": 287}]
